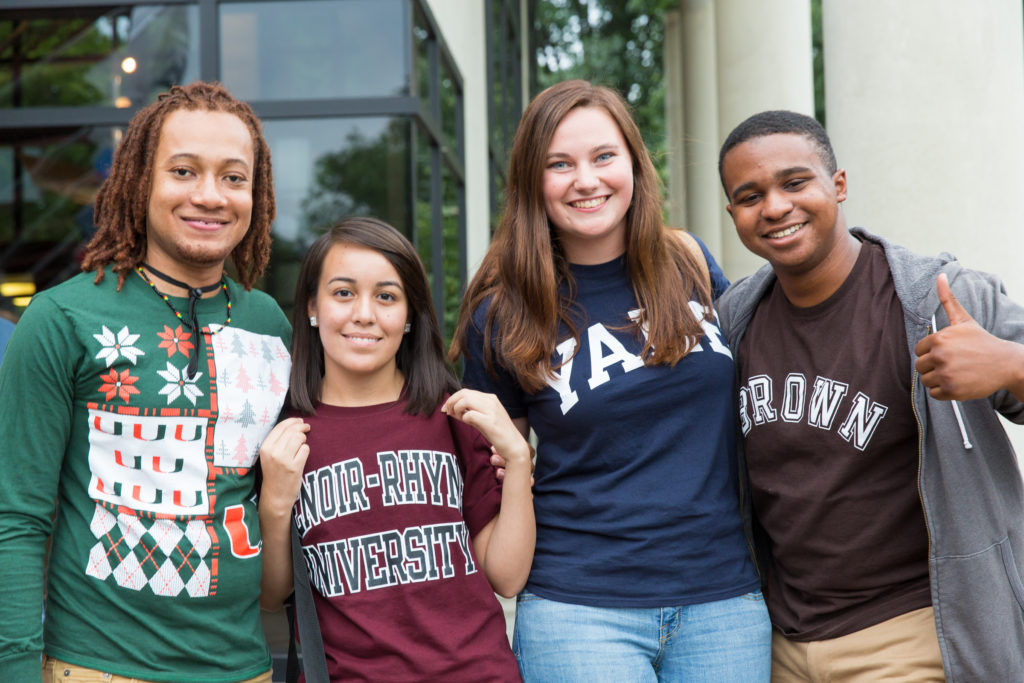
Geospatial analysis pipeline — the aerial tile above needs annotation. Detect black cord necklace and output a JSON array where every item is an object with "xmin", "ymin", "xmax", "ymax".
[{"xmin": 137, "ymin": 263, "xmax": 231, "ymax": 379}]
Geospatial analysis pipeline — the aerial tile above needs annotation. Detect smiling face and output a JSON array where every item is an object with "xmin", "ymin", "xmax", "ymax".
[
  {"xmin": 722, "ymin": 132, "xmax": 850, "ymax": 281},
  {"xmin": 542, "ymin": 105, "xmax": 634, "ymax": 264},
  {"xmin": 145, "ymin": 108, "xmax": 255, "ymax": 284},
  {"xmin": 309, "ymin": 243, "xmax": 409, "ymax": 405}
]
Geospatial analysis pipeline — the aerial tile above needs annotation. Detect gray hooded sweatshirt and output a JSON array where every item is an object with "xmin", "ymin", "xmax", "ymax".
[{"xmin": 717, "ymin": 227, "xmax": 1024, "ymax": 681}]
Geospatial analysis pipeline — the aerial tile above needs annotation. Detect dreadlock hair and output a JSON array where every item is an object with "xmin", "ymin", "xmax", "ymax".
[{"xmin": 83, "ymin": 81, "xmax": 275, "ymax": 290}]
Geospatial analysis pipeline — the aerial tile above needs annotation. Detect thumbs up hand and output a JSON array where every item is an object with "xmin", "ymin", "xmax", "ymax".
[
  {"xmin": 936, "ymin": 271, "xmax": 974, "ymax": 327},
  {"xmin": 914, "ymin": 273, "xmax": 1024, "ymax": 401}
]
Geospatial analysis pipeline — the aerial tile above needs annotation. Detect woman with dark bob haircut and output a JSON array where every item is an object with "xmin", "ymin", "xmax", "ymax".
[
  {"xmin": 450, "ymin": 80, "xmax": 770, "ymax": 680},
  {"xmin": 258, "ymin": 217, "xmax": 535, "ymax": 681}
]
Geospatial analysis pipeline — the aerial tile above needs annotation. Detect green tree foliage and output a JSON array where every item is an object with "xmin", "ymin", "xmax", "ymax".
[
  {"xmin": 301, "ymin": 121, "xmax": 411, "ymax": 241},
  {"xmin": 0, "ymin": 18, "xmax": 108, "ymax": 108},
  {"xmin": 290, "ymin": 120, "xmax": 461, "ymax": 342},
  {"xmin": 531, "ymin": 0, "xmax": 827, "ymax": 170},
  {"xmin": 532, "ymin": 0, "xmax": 678, "ymax": 180},
  {"xmin": 812, "ymin": 0, "xmax": 824, "ymax": 125}
]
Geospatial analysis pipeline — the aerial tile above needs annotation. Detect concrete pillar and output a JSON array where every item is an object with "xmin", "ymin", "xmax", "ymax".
[
  {"xmin": 824, "ymin": 0, "xmax": 1024, "ymax": 294},
  {"xmin": 664, "ymin": 10, "xmax": 688, "ymax": 231},
  {"xmin": 679, "ymin": 0, "xmax": 722, "ymax": 257},
  {"xmin": 715, "ymin": 0, "xmax": 815, "ymax": 279},
  {"xmin": 521, "ymin": 0, "xmax": 532, "ymax": 112},
  {"xmin": 424, "ymin": 0, "xmax": 490, "ymax": 272},
  {"xmin": 823, "ymin": 0, "xmax": 1024, "ymax": 456}
]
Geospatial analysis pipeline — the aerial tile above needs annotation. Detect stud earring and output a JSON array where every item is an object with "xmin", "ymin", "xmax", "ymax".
[
  {"xmin": 309, "ymin": 316, "xmax": 318, "ymax": 327},
  {"xmin": 404, "ymin": 322, "xmax": 411, "ymax": 333}
]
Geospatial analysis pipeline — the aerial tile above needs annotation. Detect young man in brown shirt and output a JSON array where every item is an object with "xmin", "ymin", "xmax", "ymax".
[{"xmin": 716, "ymin": 110, "xmax": 1024, "ymax": 682}]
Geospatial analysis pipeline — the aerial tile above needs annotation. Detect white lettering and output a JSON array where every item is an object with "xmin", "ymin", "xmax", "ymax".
[
  {"xmin": 546, "ymin": 337, "xmax": 580, "ymax": 415},
  {"xmin": 748, "ymin": 375, "xmax": 777, "ymax": 424},
  {"xmin": 687, "ymin": 301, "xmax": 732, "ymax": 358},
  {"xmin": 305, "ymin": 522, "xmax": 474, "ymax": 597},
  {"xmin": 807, "ymin": 377, "xmax": 849, "ymax": 430},
  {"xmin": 739, "ymin": 386, "xmax": 752, "ymax": 436},
  {"xmin": 838, "ymin": 392, "xmax": 889, "ymax": 451},
  {"xmin": 781, "ymin": 373, "xmax": 806, "ymax": 423},
  {"xmin": 587, "ymin": 324, "xmax": 644, "ymax": 390}
]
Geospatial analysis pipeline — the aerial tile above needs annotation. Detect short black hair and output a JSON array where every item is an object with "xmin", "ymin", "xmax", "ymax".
[{"xmin": 718, "ymin": 110, "xmax": 837, "ymax": 194}]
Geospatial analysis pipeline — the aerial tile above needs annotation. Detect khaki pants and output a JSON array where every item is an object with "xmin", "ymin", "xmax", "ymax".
[
  {"xmin": 771, "ymin": 606, "xmax": 945, "ymax": 682},
  {"xmin": 42, "ymin": 656, "xmax": 273, "ymax": 683}
]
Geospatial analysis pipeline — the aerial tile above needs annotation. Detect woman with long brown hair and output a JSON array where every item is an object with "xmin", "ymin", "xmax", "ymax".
[{"xmin": 451, "ymin": 80, "xmax": 770, "ymax": 680}]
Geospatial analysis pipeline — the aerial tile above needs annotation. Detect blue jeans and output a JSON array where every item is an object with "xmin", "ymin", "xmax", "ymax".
[{"xmin": 513, "ymin": 590, "xmax": 771, "ymax": 682}]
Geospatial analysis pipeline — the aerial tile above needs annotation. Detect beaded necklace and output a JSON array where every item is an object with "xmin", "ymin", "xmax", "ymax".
[{"xmin": 137, "ymin": 264, "xmax": 231, "ymax": 379}]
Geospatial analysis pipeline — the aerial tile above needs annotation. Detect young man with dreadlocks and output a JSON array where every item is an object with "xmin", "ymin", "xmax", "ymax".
[{"xmin": 0, "ymin": 81, "xmax": 290, "ymax": 683}]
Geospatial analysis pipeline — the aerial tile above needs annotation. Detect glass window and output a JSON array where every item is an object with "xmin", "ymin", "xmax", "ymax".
[
  {"xmin": 221, "ymin": 0, "xmax": 409, "ymax": 101},
  {"xmin": 0, "ymin": 6, "xmax": 199, "ymax": 110},
  {"xmin": 0, "ymin": 0, "xmax": 472, "ymax": 331},
  {"xmin": 414, "ymin": 128, "xmax": 433, "ymax": 292},
  {"xmin": 486, "ymin": 0, "xmax": 524, "ymax": 225},
  {"xmin": 412, "ymin": 129, "xmax": 463, "ymax": 341},
  {"xmin": 260, "ymin": 116, "xmax": 412, "ymax": 318},
  {"xmin": 412, "ymin": 9, "xmax": 431, "ymax": 105},
  {"xmin": 412, "ymin": 6, "xmax": 459, "ymax": 155},
  {"xmin": 0, "ymin": 125, "xmax": 118, "ymax": 312},
  {"xmin": 440, "ymin": 163, "xmax": 461, "ymax": 340},
  {"xmin": 440, "ymin": 62, "xmax": 459, "ymax": 156}
]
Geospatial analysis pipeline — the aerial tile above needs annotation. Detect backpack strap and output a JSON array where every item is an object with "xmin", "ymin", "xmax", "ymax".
[{"xmin": 287, "ymin": 518, "xmax": 330, "ymax": 683}]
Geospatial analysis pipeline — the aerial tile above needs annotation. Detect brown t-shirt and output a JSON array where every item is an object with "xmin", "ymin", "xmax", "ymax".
[{"xmin": 737, "ymin": 241, "xmax": 931, "ymax": 641}]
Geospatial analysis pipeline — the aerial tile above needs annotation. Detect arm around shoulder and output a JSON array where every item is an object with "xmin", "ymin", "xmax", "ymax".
[{"xmin": 443, "ymin": 390, "xmax": 535, "ymax": 597}]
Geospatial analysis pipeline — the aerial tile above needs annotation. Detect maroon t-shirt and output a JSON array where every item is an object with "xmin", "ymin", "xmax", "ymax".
[
  {"xmin": 737, "ymin": 241, "xmax": 930, "ymax": 641},
  {"xmin": 293, "ymin": 397, "xmax": 520, "ymax": 682}
]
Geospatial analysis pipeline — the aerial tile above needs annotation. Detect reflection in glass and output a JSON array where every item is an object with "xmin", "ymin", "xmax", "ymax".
[
  {"xmin": 0, "ymin": 126, "xmax": 119, "ymax": 315},
  {"xmin": 441, "ymin": 163, "xmax": 461, "ymax": 342},
  {"xmin": 440, "ymin": 67, "xmax": 459, "ymax": 157},
  {"xmin": 221, "ymin": 0, "xmax": 409, "ymax": 101},
  {"xmin": 413, "ymin": 9, "xmax": 430, "ymax": 105},
  {"xmin": 0, "ymin": 6, "xmax": 199, "ymax": 109},
  {"xmin": 486, "ymin": 0, "xmax": 523, "ymax": 225},
  {"xmin": 415, "ymin": 130, "xmax": 433, "ymax": 296},
  {"xmin": 0, "ymin": 0, "xmax": 468, "ymax": 330},
  {"xmin": 260, "ymin": 117, "xmax": 412, "ymax": 318},
  {"xmin": 414, "ymin": 130, "xmax": 462, "ymax": 342}
]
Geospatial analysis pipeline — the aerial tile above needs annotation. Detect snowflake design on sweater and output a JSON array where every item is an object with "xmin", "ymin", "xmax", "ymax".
[
  {"xmin": 93, "ymin": 325, "xmax": 145, "ymax": 367},
  {"xmin": 97, "ymin": 368, "xmax": 140, "ymax": 403},
  {"xmin": 156, "ymin": 325, "xmax": 194, "ymax": 358},
  {"xmin": 156, "ymin": 362, "xmax": 204, "ymax": 405}
]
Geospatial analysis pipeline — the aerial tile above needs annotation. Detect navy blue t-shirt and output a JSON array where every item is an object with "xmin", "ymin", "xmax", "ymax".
[{"xmin": 461, "ymin": 241, "xmax": 759, "ymax": 607}]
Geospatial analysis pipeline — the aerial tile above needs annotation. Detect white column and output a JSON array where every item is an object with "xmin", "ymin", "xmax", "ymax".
[
  {"xmin": 425, "ymin": 0, "xmax": 491, "ymax": 273},
  {"xmin": 715, "ymin": 0, "xmax": 815, "ymax": 279},
  {"xmin": 664, "ymin": 10, "xmax": 688, "ymax": 231},
  {"xmin": 679, "ymin": 0, "xmax": 722, "ymax": 258},
  {"xmin": 521, "ymin": 0, "xmax": 532, "ymax": 111},
  {"xmin": 824, "ymin": 0, "xmax": 1024, "ymax": 293},
  {"xmin": 824, "ymin": 0, "xmax": 1024, "ymax": 458}
]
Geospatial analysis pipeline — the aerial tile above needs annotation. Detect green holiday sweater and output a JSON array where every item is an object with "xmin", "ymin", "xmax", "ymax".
[{"xmin": 0, "ymin": 271, "xmax": 291, "ymax": 682}]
